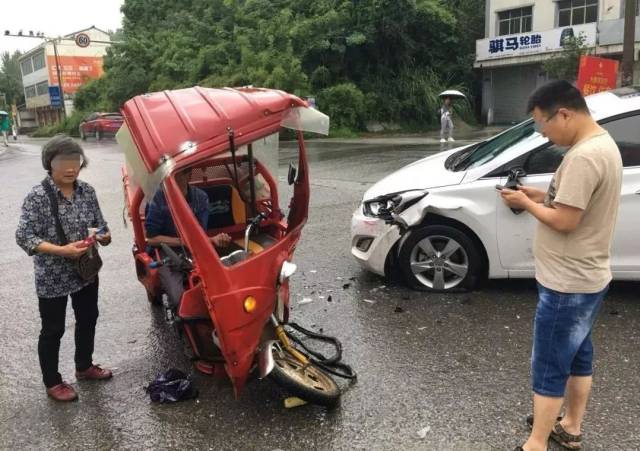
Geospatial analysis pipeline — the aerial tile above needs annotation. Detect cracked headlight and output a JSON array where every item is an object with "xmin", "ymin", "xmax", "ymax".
[
  {"xmin": 363, "ymin": 196, "xmax": 399, "ymax": 218},
  {"xmin": 362, "ymin": 189, "xmax": 428, "ymax": 220}
]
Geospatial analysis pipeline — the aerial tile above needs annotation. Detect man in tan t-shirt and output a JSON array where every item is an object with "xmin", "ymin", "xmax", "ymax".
[{"xmin": 501, "ymin": 80, "xmax": 622, "ymax": 451}]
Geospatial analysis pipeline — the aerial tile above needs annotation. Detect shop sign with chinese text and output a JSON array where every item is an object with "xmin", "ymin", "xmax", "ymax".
[{"xmin": 476, "ymin": 23, "xmax": 596, "ymax": 62}]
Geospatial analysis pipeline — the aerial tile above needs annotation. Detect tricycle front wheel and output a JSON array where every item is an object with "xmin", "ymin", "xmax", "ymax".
[
  {"xmin": 269, "ymin": 351, "xmax": 340, "ymax": 408},
  {"xmin": 146, "ymin": 290, "xmax": 162, "ymax": 306}
]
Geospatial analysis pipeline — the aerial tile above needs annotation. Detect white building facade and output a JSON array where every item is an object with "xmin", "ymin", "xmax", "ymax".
[
  {"xmin": 476, "ymin": 0, "xmax": 640, "ymax": 123},
  {"xmin": 18, "ymin": 26, "xmax": 111, "ymax": 127}
]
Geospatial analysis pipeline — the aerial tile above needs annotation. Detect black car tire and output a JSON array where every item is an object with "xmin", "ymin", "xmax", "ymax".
[{"xmin": 398, "ymin": 225, "xmax": 482, "ymax": 292}]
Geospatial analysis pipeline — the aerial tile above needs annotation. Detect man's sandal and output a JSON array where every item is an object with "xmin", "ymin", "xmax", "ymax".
[
  {"xmin": 550, "ymin": 423, "xmax": 582, "ymax": 450},
  {"xmin": 525, "ymin": 415, "xmax": 583, "ymax": 450}
]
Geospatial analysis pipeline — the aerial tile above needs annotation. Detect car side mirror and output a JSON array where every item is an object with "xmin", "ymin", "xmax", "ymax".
[
  {"xmin": 287, "ymin": 163, "xmax": 298, "ymax": 185},
  {"xmin": 506, "ymin": 167, "xmax": 526, "ymax": 215},
  {"xmin": 507, "ymin": 167, "xmax": 526, "ymax": 186}
]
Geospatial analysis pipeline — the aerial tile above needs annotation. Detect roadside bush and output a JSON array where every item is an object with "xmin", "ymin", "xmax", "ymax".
[
  {"xmin": 31, "ymin": 111, "xmax": 86, "ymax": 138},
  {"xmin": 31, "ymin": 125, "xmax": 59, "ymax": 138},
  {"xmin": 328, "ymin": 126, "xmax": 360, "ymax": 138},
  {"xmin": 317, "ymin": 83, "xmax": 366, "ymax": 131}
]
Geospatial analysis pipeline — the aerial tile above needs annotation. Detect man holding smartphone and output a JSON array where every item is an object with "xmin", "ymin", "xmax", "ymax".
[{"xmin": 500, "ymin": 81, "xmax": 622, "ymax": 451}]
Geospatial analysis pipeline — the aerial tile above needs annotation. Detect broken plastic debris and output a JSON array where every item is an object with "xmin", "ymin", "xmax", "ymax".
[
  {"xmin": 309, "ymin": 270, "xmax": 317, "ymax": 274},
  {"xmin": 362, "ymin": 299, "xmax": 376, "ymax": 304},
  {"xmin": 418, "ymin": 327, "xmax": 427, "ymax": 331},
  {"xmin": 417, "ymin": 426, "xmax": 431, "ymax": 438},
  {"xmin": 298, "ymin": 298, "xmax": 314, "ymax": 305},
  {"xmin": 284, "ymin": 397, "xmax": 308, "ymax": 408}
]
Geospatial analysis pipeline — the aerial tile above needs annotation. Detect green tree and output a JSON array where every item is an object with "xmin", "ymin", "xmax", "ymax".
[
  {"xmin": 75, "ymin": 0, "xmax": 484, "ymax": 131},
  {"xmin": 543, "ymin": 33, "xmax": 589, "ymax": 82},
  {"xmin": 0, "ymin": 51, "xmax": 25, "ymax": 106}
]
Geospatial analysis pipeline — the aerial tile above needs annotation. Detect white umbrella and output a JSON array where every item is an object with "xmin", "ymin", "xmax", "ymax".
[{"xmin": 438, "ymin": 90, "xmax": 466, "ymax": 99}]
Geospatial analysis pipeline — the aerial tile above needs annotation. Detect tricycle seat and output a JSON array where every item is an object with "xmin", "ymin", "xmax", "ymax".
[{"xmin": 201, "ymin": 184, "xmax": 246, "ymax": 229}]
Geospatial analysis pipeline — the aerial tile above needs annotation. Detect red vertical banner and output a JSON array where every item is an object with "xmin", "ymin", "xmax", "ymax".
[{"xmin": 576, "ymin": 55, "xmax": 619, "ymax": 96}]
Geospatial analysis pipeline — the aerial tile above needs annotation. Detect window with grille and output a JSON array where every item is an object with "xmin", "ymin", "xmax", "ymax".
[
  {"xmin": 24, "ymin": 85, "xmax": 37, "ymax": 98},
  {"xmin": 558, "ymin": 0, "xmax": 598, "ymax": 26},
  {"xmin": 36, "ymin": 81, "xmax": 49, "ymax": 96},
  {"xmin": 20, "ymin": 59, "xmax": 33, "ymax": 76},
  {"xmin": 498, "ymin": 6, "xmax": 533, "ymax": 36},
  {"xmin": 32, "ymin": 51, "xmax": 46, "ymax": 71}
]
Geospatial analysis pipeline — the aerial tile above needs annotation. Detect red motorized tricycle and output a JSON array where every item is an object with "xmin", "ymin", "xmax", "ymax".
[{"xmin": 118, "ymin": 87, "xmax": 349, "ymax": 407}]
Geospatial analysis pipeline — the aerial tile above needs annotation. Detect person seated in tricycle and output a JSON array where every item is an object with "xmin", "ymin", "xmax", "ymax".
[{"xmin": 145, "ymin": 168, "xmax": 231, "ymax": 308}]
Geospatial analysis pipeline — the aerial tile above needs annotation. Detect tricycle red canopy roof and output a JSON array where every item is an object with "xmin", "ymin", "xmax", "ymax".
[{"xmin": 119, "ymin": 86, "xmax": 328, "ymax": 173}]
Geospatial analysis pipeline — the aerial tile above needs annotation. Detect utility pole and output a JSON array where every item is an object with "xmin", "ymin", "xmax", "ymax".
[
  {"xmin": 50, "ymin": 38, "xmax": 66, "ymax": 118},
  {"xmin": 622, "ymin": 0, "xmax": 637, "ymax": 86}
]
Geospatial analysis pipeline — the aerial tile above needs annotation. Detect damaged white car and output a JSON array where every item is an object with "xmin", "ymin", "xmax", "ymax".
[{"xmin": 351, "ymin": 88, "xmax": 640, "ymax": 292}]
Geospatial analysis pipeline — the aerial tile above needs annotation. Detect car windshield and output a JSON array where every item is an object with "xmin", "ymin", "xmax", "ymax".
[{"xmin": 452, "ymin": 119, "xmax": 537, "ymax": 171}]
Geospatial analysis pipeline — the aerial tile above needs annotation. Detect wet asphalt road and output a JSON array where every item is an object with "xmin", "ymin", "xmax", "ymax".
[{"xmin": 0, "ymin": 135, "xmax": 638, "ymax": 451}]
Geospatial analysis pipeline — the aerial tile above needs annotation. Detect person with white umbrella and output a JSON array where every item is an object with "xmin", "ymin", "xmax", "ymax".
[{"xmin": 438, "ymin": 90, "xmax": 466, "ymax": 143}]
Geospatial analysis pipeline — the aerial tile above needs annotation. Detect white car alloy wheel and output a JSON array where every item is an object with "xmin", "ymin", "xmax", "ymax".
[
  {"xmin": 398, "ymin": 225, "xmax": 482, "ymax": 292},
  {"xmin": 410, "ymin": 235, "xmax": 469, "ymax": 290}
]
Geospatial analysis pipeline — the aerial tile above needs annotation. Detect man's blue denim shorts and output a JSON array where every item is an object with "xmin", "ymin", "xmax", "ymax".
[{"xmin": 531, "ymin": 282, "xmax": 608, "ymax": 397}]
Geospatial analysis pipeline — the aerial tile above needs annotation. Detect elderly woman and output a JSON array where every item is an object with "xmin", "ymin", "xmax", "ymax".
[{"xmin": 16, "ymin": 135, "xmax": 113, "ymax": 402}]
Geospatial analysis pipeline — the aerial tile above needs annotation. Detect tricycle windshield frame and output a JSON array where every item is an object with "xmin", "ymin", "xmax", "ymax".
[{"xmin": 281, "ymin": 106, "xmax": 329, "ymax": 135}]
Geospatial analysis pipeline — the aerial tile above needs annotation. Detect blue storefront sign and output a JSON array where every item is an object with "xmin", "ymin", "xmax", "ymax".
[{"xmin": 48, "ymin": 86, "xmax": 62, "ymax": 107}]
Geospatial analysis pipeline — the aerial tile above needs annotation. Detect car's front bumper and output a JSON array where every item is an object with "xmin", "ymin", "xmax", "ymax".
[{"xmin": 350, "ymin": 207, "xmax": 402, "ymax": 276}]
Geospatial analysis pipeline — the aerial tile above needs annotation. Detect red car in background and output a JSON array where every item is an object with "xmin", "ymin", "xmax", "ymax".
[{"xmin": 79, "ymin": 112, "xmax": 124, "ymax": 140}]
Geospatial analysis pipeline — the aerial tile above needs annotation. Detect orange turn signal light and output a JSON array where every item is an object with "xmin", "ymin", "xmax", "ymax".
[{"xmin": 243, "ymin": 296, "xmax": 257, "ymax": 313}]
